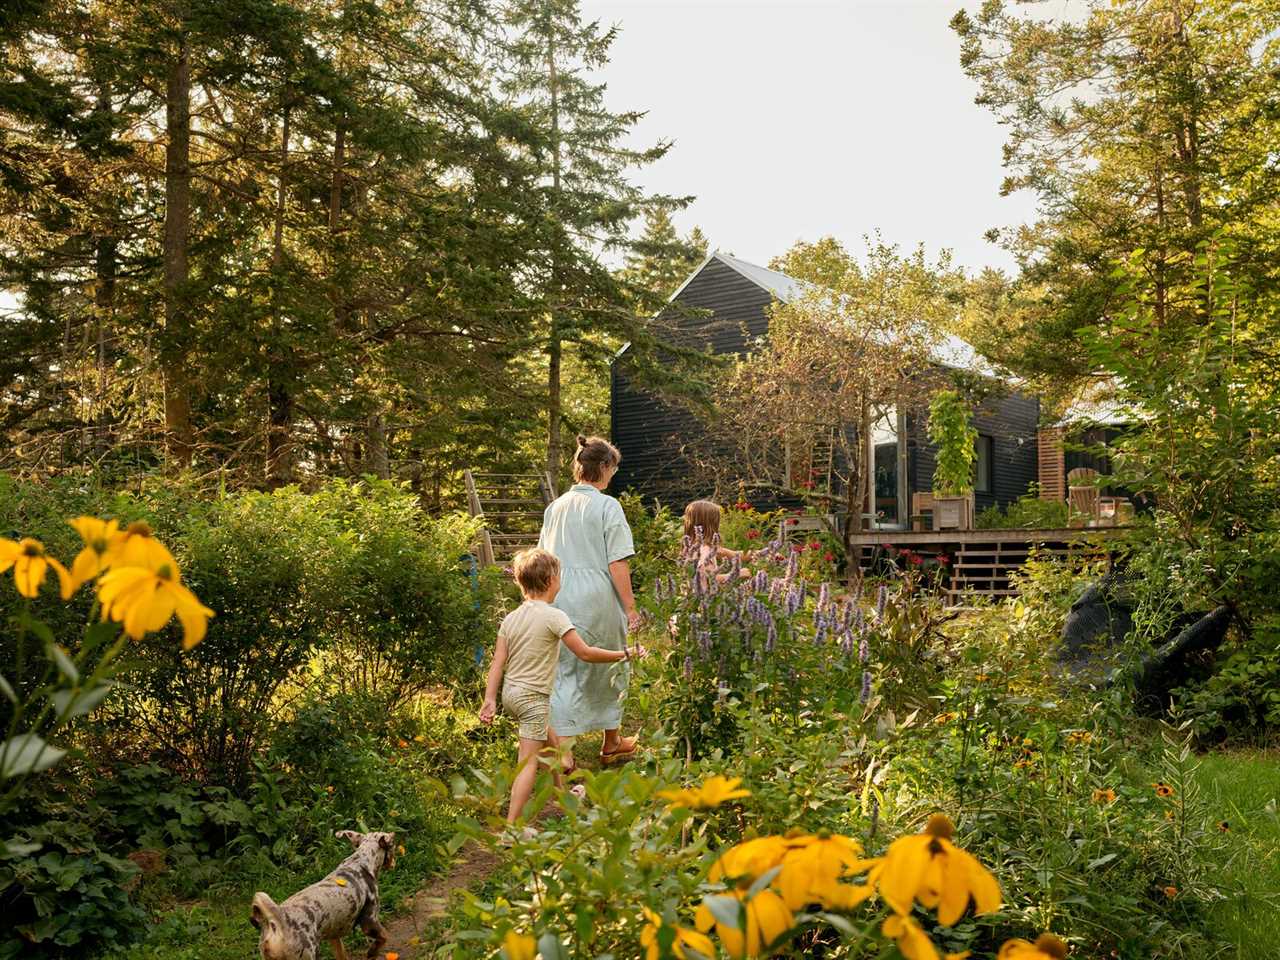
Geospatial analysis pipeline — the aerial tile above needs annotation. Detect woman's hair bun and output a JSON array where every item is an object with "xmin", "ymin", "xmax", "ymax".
[{"xmin": 576, "ymin": 434, "xmax": 588, "ymax": 448}]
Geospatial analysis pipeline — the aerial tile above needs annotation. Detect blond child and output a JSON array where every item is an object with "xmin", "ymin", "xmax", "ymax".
[{"xmin": 480, "ymin": 548, "xmax": 642, "ymax": 827}]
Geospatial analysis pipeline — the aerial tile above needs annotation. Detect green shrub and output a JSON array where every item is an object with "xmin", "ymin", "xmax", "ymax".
[
  {"xmin": 1174, "ymin": 623, "xmax": 1280, "ymax": 742},
  {"xmin": 976, "ymin": 489, "xmax": 1070, "ymax": 530},
  {"xmin": 928, "ymin": 390, "xmax": 977, "ymax": 495}
]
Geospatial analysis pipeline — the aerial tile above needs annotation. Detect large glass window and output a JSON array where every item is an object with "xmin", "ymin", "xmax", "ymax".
[
  {"xmin": 871, "ymin": 408, "xmax": 901, "ymax": 524},
  {"xmin": 974, "ymin": 435, "xmax": 994, "ymax": 494}
]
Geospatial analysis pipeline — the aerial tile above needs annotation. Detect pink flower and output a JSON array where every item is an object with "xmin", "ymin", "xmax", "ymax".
[
  {"xmin": 909, "ymin": 555, "xmax": 924, "ymax": 566},
  {"xmin": 824, "ymin": 552, "xmax": 834, "ymax": 562},
  {"xmin": 787, "ymin": 518, "xmax": 799, "ymax": 526},
  {"xmin": 747, "ymin": 530, "xmax": 760, "ymax": 540},
  {"xmin": 935, "ymin": 554, "xmax": 949, "ymax": 565},
  {"xmin": 808, "ymin": 540, "xmax": 821, "ymax": 550}
]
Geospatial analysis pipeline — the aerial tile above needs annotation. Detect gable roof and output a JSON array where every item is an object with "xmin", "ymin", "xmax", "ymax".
[{"xmin": 619, "ymin": 250, "xmax": 996, "ymax": 377}]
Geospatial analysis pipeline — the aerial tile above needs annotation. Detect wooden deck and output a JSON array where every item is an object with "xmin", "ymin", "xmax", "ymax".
[{"xmin": 848, "ymin": 526, "xmax": 1128, "ymax": 605}]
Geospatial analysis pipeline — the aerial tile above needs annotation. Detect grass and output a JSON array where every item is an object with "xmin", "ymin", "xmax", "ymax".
[{"xmin": 1194, "ymin": 747, "xmax": 1280, "ymax": 959}]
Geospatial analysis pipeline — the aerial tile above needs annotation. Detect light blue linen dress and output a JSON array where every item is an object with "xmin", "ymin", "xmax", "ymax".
[{"xmin": 540, "ymin": 483, "xmax": 636, "ymax": 737}]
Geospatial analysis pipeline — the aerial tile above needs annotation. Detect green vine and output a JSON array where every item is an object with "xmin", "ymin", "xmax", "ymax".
[{"xmin": 928, "ymin": 390, "xmax": 977, "ymax": 495}]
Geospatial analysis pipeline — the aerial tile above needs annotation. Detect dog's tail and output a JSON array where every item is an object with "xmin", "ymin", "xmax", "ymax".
[{"xmin": 250, "ymin": 891, "xmax": 280, "ymax": 930}]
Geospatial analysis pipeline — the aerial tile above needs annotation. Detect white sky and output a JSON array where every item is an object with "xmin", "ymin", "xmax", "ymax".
[{"xmin": 581, "ymin": 0, "xmax": 1042, "ymax": 275}]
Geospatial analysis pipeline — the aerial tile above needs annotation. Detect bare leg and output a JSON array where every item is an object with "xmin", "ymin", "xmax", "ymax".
[
  {"xmin": 543, "ymin": 727, "xmax": 564, "ymax": 790},
  {"xmin": 507, "ymin": 738, "xmax": 546, "ymax": 823},
  {"xmin": 330, "ymin": 937, "xmax": 350, "ymax": 960}
]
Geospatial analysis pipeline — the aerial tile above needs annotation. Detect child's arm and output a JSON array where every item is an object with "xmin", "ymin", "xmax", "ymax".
[
  {"xmin": 561, "ymin": 628, "xmax": 638, "ymax": 664},
  {"xmin": 479, "ymin": 634, "xmax": 508, "ymax": 723}
]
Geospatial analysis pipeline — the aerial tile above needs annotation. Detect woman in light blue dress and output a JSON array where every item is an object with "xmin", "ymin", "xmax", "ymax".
[{"xmin": 540, "ymin": 435, "xmax": 641, "ymax": 765}]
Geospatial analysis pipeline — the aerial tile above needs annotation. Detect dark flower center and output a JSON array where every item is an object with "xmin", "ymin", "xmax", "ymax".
[{"xmin": 126, "ymin": 521, "xmax": 153, "ymax": 537}]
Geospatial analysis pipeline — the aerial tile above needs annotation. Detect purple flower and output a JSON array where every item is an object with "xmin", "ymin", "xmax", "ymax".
[
  {"xmin": 754, "ymin": 569, "xmax": 768, "ymax": 593},
  {"xmin": 684, "ymin": 656, "xmax": 693, "ymax": 680},
  {"xmin": 814, "ymin": 618, "xmax": 828, "ymax": 646},
  {"xmin": 860, "ymin": 671, "xmax": 872, "ymax": 703},
  {"xmin": 766, "ymin": 620, "xmax": 777, "ymax": 653},
  {"xmin": 855, "ymin": 608, "xmax": 866, "ymax": 635},
  {"xmin": 858, "ymin": 633, "xmax": 869, "ymax": 662},
  {"xmin": 768, "ymin": 578, "xmax": 783, "ymax": 604},
  {"xmin": 699, "ymin": 630, "xmax": 714, "ymax": 658},
  {"xmin": 875, "ymin": 584, "xmax": 888, "ymax": 622},
  {"xmin": 841, "ymin": 628, "xmax": 854, "ymax": 656},
  {"xmin": 817, "ymin": 581, "xmax": 830, "ymax": 614}
]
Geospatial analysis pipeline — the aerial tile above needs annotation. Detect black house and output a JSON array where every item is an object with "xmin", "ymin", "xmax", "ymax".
[{"xmin": 611, "ymin": 251, "xmax": 1040, "ymax": 528}]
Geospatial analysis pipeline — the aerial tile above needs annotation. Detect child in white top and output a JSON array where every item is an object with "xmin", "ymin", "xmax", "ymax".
[{"xmin": 480, "ymin": 548, "xmax": 643, "ymax": 826}]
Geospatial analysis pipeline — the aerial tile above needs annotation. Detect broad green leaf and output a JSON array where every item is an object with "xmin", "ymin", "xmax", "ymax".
[
  {"xmin": 702, "ymin": 894, "xmax": 743, "ymax": 930},
  {"xmin": 537, "ymin": 932, "xmax": 568, "ymax": 960},
  {"xmin": 0, "ymin": 734, "xmax": 67, "ymax": 778},
  {"xmin": 50, "ymin": 682, "xmax": 116, "ymax": 720},
  {"xmin": 45, "ymin": 644, "xmax": 78, "ymax": 683}
]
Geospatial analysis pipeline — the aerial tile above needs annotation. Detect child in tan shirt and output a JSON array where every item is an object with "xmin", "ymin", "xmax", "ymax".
[{"xmin": 480, "ymin": 548, "xmax": 643, "ymax": 826}]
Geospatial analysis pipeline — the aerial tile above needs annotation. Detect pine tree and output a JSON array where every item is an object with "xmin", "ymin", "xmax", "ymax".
[
  {"xmin": 621, "ymin": 208, "xmax": 705, "ymax": 301},
  {"xmin": 500, "ymin": 0, "xmax": 689, "ymax": 487}
]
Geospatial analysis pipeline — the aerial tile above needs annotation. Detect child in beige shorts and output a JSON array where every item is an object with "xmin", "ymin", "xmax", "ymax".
[{"xmin": 479, "ymin": 548, "xmax": 642, "ymax": 826}]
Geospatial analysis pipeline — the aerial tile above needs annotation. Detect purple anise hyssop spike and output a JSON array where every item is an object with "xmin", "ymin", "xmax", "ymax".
[
  {"xmin": 766, "ymin": 620, "xmax": 777, "ymax": 653},
  {"xmin": 817, "ymin": 581, "xmax": 830, "ymax": 614},
  {"xmin": 858, "ymin": 632, "xmax": 869, "ymax": 662},
  {"xmin": 684, "ymin": 656, "xmax": 694, "ymax": 680},
  {"xmin": 875, "ymin": 584, "xmax": 888, "ymax": 622},
  {"xmin": 841, "ymin": 628, "xmax": 854, "ymax": 656},
  {"xmin": 860, "ymin": 670, "xmax": 872, "ymax": 703},
  {"xmin": 754, "ymin": 569, "xmax": 768, "ymax": 593},
  {"xmin": 814, "ymin": 615, "xmax": 828, "ymax": 646}
]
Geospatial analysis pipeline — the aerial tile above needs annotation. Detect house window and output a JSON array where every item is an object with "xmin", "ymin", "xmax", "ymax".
[{"xmin": 974, "ymin": 435, "xmax": 994, "ymax": 494}]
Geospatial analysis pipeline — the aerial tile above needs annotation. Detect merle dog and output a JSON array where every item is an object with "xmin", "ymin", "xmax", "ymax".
[{"xmin": 251, "ymin": 830, "xmax": 396, "ymax": 960}]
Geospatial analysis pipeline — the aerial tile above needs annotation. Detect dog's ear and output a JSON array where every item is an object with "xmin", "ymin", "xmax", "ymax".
[
  {"xmin": 335, "ymin": 830, "xmax": 363, "ymax": 846},
  {"xmin": 250, "ymin": 891, "xmax": 278, "ymax": 930},
  {"xmin": 378, "ymin": 832, "xmax": 395, "ymax": 850}
]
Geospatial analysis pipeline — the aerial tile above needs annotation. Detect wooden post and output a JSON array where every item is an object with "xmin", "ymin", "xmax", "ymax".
[{"xmin": 463, "ymin": 470, "xmax": 495, "ymax": 567}]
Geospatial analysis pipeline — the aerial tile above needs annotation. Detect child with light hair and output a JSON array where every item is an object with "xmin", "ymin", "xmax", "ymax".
[{"xmin": 480, "ymin": 548, "xmax": 642, "ymax": 828}]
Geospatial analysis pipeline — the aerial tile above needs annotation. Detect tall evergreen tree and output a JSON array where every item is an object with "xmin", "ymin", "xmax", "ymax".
[
  {"xmin": 500, "ymin": 0, "xmax": 689, "ymax": 487},
  {"xmin": 621, "ymin": 208, "xmax": 705, "ymax": 301}
]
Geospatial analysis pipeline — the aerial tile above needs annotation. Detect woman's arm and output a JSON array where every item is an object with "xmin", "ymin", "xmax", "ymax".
[
  {"xmin": 609, "ymin": 558, "xmax": 642, "ymax": 632},
  {"xmin": 561, "ymin": 628, "xmax": 630, "ymax": 663},
  {"xmin": 479, "ymin": 634, "xmax": 508, "ymax": 723}
]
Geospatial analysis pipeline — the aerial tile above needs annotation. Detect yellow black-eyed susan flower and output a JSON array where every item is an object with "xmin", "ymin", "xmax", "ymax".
[
  {"xmin": 695, "ymin": 887, "xmax": 793, "ymax": 959},
  {"xmin": 1217, "ymin": 820, "xmax": 1230, "ymax": 832},
  {"xmin": 998, "ymin": 934, "xmax": 1068, "ymax": 959},
  {"xmin": 107, "ymin": 520, "xmax": 176, "ymax": 571},
  {"xmin": 96, "ymin": 560, "xmax": 214, "ymax": 649},
  {"xmin": 1091, "ymin": 788, "xmax": 1117, "ymax": 805},
  {"xmin": 1153, "ymin": 782, "xmax": 1175, "ymax": 799},
  {"xmin": 502, "ymin": 930, "xmax": 536, "ymax": 960},
  {"xmin": 640, "ymin": 907, "xmax": 715, "ymax": 960},
  {"xmin": 773, "ymin": 832, "xmax": 876, "ymax": 910},
  {"xmin": 0, "ymin": 537, "xmax": 72, "ymax": 599},
  {"xmin": 881, "ymin": 914, "xmax": 941, "ymax": 960},
  {"xmin": 657, "ymin": 775, "xmax": 751, "ymax": 811},
  {"xmin": 1162, "ymin": 885, "xmax": 1177, "ymax": 898},
  {"xmin": 66, "ymin": 516, "xmax": 121, "ymax": 594},
  {"xmin": 867, "ymin": 814, "xmax": 1002, "ymax": 925}
]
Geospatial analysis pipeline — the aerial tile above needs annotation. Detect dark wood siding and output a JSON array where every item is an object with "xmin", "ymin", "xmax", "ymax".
[
  {"xmin": 611, "ymin": 259, "xmax": 775, "ymax": 504},
  {"xmin": 909, "ymin": 389, "xmax": 1040, "ymax": 512},
  {"xmin": 612, "ymin": 255, "xmax": 1043, "ymax": 513}
]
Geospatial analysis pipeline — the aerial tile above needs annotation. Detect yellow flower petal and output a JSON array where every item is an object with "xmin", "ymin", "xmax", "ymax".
[{"xmin": 502, "ymin": 930, "xmax": 537, "ymax": 960}]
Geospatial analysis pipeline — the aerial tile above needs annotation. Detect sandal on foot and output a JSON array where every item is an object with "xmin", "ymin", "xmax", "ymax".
[{"xmin": 599, "ymin": 737, "xmax": 638, "ymax": 765}]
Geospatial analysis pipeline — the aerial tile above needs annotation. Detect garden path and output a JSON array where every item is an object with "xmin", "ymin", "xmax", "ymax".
[{"xmin": 380, "ymin": 840, "xmax": 502, "ymax": 958}]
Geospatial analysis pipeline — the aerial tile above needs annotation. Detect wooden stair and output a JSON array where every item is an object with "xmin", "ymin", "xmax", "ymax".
[
  {"xmin": 945, "ymin": 537, "xmax": 1107, "ymax": 605},
  {"xmin": 464, "ymin": 471, "xmax": 556, "ymax": 566}
]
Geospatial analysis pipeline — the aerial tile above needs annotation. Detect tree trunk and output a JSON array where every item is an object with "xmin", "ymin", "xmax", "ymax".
[
  {"xmin": 365, "ymin": 413, "xmax": 389, "ymax": 479},
  {"xmin": 93, "ymin": 236, "xmax": 116, "ymax": 458},
  {"xmin": 162, "ymin": 31, "xmax": 193, "ymax": 466},
  {"xmin": 266, "ymin": 97, "xmax": 293, "ymax": 487},
  {"xmin": 544, "ymin": 33, "xmax": 563, "ymax": 492},
  {"xmin": 546, "ymin": 330, "xmax": 562, "ymax": 485}
]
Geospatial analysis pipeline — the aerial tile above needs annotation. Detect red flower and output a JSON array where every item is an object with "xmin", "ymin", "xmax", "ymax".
[
  {"xmin": 793, "ymin": 508, "xmax": 804, "ymax": 515},
  {"xmin": 747, "ymin": 530, "xmax": 760, "ymax": 540},
  {"xmin": 735, "ymin": 501, "xmax": 751, "ymax": 511},
  {"xmin": 935, "ymin": 554, "xmax": 949, "ymax": 565},
  {"xmin": 791, "ymin": 544, "xmax": 803, "ymax": 553},
  {"xmin": 824, "ymin": 552, "xmax": 834, "ymax": 562},
  {"xmin": 909, "ymin": 555, "xmax": 924, "ymax": 565},
  {"xmin": 880, "ymin": 542, "xmax": 893, "ymax": 549},
  {"xmin": 787, "ymin": 518, "xmax": 799, "ymax": 526},
  {"xmin": 808, "ymin": 540, "xmax": 821, "ymax": 550}
]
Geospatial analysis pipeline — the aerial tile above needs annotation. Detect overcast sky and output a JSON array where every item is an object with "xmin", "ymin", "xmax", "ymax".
[{"xmin": 580, "ymin": 0, "xmax": 1044, "ymax": 276}]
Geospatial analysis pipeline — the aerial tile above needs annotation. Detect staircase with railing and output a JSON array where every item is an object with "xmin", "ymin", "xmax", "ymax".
[{"xmin": 463, "ymin": 471, "xmax": 556, "ymax": 566}]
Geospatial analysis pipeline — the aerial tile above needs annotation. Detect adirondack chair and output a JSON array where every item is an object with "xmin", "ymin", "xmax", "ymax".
[{"xmin": 1067, "ymin": 468, "xmax": 1100, "ymax": 527}]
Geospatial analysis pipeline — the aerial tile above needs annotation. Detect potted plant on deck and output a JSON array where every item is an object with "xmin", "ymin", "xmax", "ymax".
[{"xmin": 927, "ymin": 389, "xmax": 977, "ymax": 530}]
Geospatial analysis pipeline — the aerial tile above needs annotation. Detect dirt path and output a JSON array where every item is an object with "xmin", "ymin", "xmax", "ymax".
[{"xmin": 381, "ymin": 839, "xmax": 503, "ymax": 958}]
